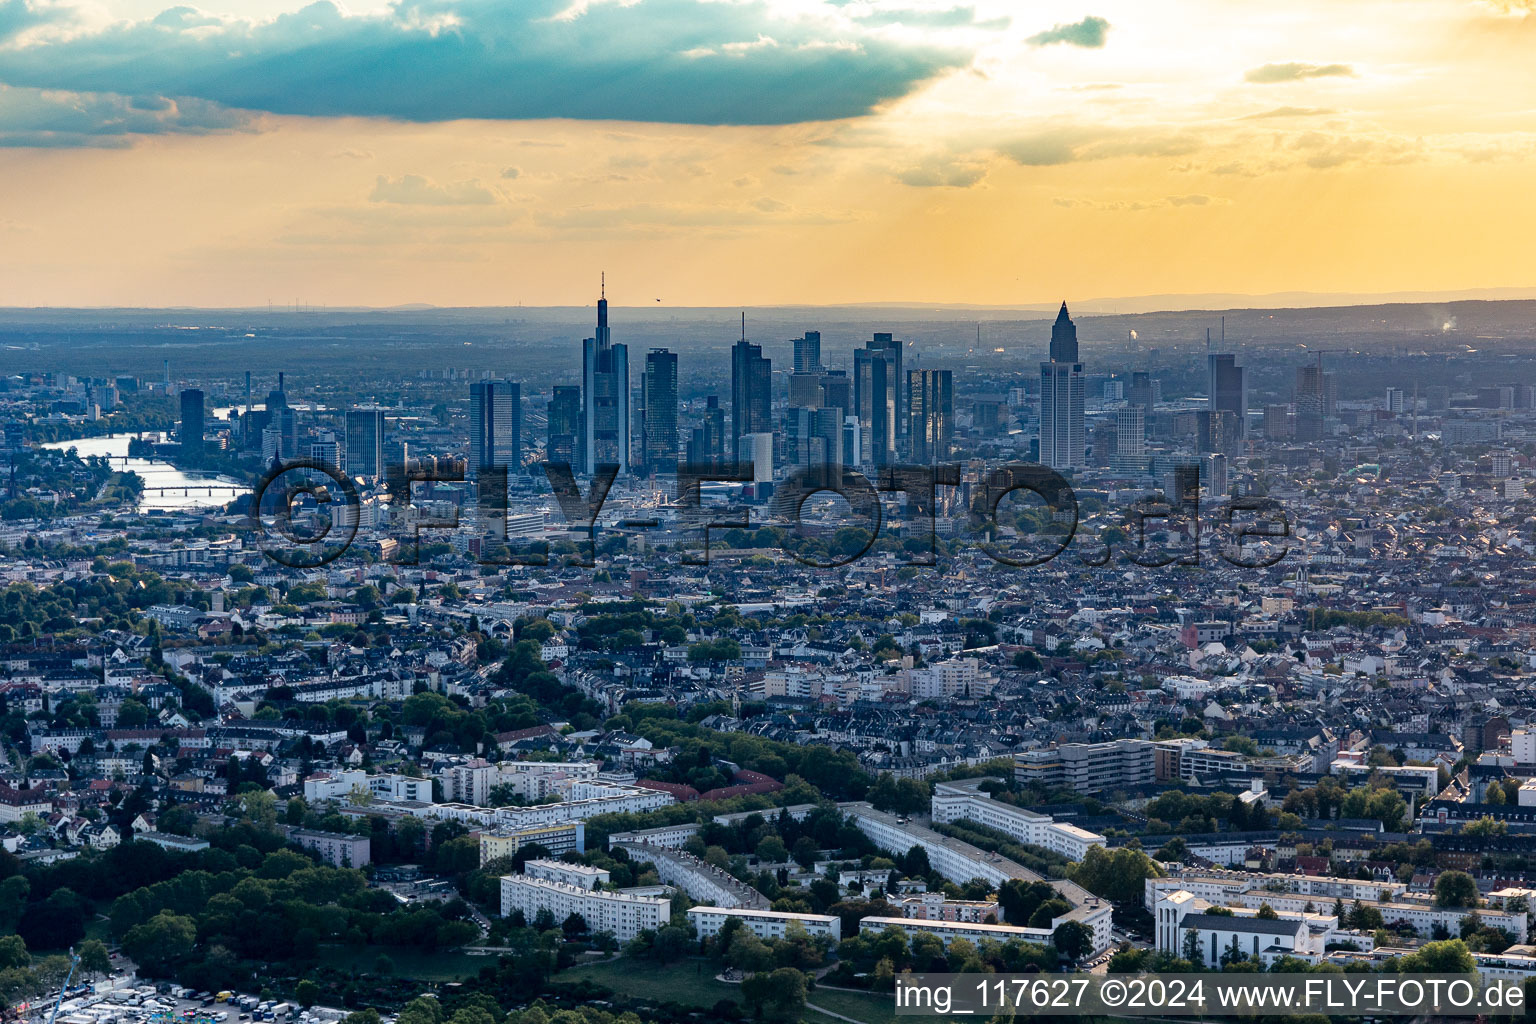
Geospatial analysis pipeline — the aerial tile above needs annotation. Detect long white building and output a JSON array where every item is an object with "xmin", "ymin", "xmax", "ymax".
[
  {"xmin": 611, "ymin": 841, "xmax": 770, "ymax": 909},
  {"xmin": 1152, "ymin": 889, "xmax": 1368, "ymax": 969},
  {"xmin": 500, "ymin": 873, "xmax": 669, "ymax": 942},
  {"xmin": 859, "ymin": 916, "xmax": 1063, "ymax": 949},
  {"xmin": 688, "ymin": 906, "xmax": 841, "ymax": 943},
  {"xmin": 838, "ymin": 802, "xmax": 1114, "ymax": 954},
  {"xmin": 930, "ymin": 778, "xmax": 1106, "ymax": 861},
  {"xmin": 1146, "ymin": 871, "xmax": 1527, "ymax": 943}
]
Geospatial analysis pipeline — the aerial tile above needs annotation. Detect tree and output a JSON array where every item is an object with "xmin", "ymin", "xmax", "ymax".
[
  {"xmin": 756, "ymin": 836, "xmax": 788, "ymax": 864},
  {"xmin": 729, "ymin": 934, "xmax": 775, "ymax": 974},
  {"xmin": 1182, "ymin": 928, "xmax": 1205, "ymax": 968},
  {"xmin": 1398, "ymin": 939, "xmax": 1476, "ymax": 974},
  {"xmin": 0, "ymin": 934, "xmax": 27, "ymax": 971},
  {"xmin": 741, "ymin": 967, "xmax": 807, "ymax": 1021},
  {"xmin": 653, "ymin": 924, "xmax": 691, "ymax": 963},
  {"xmin": 0, "ymin": 875, "xmax": 29, "ymax": 933},
  {"xmin": 1028, "ymin": 899, "xmax": 1072, "ymax": 929},
  {"xmin": 1256, "ymin": 902, "xmax": 1279, "ymax": 920},
  {"xmin": 1434, "ymin": 870, "xmax": 1480, "ymax": 909},
  {"xmin": 77, "ymin": 939, "xmax": 112, "ymax": 977},
  {"xmin": 791, "ymin": 836, "xmax": 819, "ymax": 870},
  {"xmin": 1052, "ymin": 921, "xmax": 1092, "ymax": 961},
  {"xmin": 295, "ymin": 981, "xmax": 320, "ymax": 1008},
  {"xmin": 1070, "ymin": 846, "xmax": 1162, "ymax": 905},
  {"xmin": 18, "ymin": 887, "xmax": 87, "ymax": 950},
  {"xmin": 122, "ymin": 911, "xmax": 197, "ymax": 976}
]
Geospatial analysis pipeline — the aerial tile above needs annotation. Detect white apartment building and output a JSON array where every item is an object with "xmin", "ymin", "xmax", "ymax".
[
  {"xmin": 858, "ymin": 916, "xmax": 1059, "ymax": 949},
  {"xmin": 493, "ymin": 760, "xmax": 601, "ymax": 802},
  {"xmin": 288, "ymin": 827, "xmax": 371, "ymax": 868},
  {"xmin": 688, "ymin": 906, "xmax": 841, "ymax": 943},
  {"xmin": 416, "ymin": 784, "xmax": 674, "ymax": 830},
  {"xmin": 479, "ymin": 822, "xmax": 586, "ymax": 864},
  {"xmin": 838, "ymin": 802, "xmax": 1113, "ymax": 953},
  {"xmin": 437, "ymin": 761, "xmax": 495, "ymax": 806},
  {"xmin": 1152, "ymin": 889, "xmax": 1360, "ymax": 968},
  {"xmin": 611, "ymin": 841, "xmax": 770, "ymax": 909},
  {"xmin": 1512, "ymin": 729, "xmax": 1536, "ymax": 766},
  {"xmin": 523, "ymin": 858, "xmax": 610, "ymax": 890},
  {"xmin": 1147, "ymin": 873, "xmax": 1525, "ymax": 943},
  {"xmin": 301, "ymin": 769, "xmax": 433, "ymax": 804},
  {"xmin": 1145, "ymin": 870, "xmax": 1405, "ymax": 910},
  {"xmin": 500, "ymin": 873, "xmax": 669, "ymax": 942},
  {"xmin": 1012, "ymin": 739, "xmax": 1155, "ymax": 795},
  {"xmin": 436, "ymin": 759, "xmax": 602, "ymax": 806},
  {"xmin": 930, "ymin": 779, "xmax": 1106, "ymax": 861},
  {"xmin": 899, "ymin": 891, "xmax": 1001, "ymax": 924},
  {"xmin": 901, "ymin": 658, "xmax": 997, "ymax": 700},
  {"xmin": 608, "ymin": 822, "xmax": 702, "ymax": 849}
]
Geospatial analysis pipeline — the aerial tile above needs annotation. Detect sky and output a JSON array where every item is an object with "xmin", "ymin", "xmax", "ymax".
[{"xmin": 0, "ymin": 0, "xmax": 1534, "ymax": 308}]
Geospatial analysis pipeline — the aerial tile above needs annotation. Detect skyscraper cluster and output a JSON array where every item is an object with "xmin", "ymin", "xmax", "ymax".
[{"xmin": 582, "ymin": 279, "xmax": 630, "ymax": 474}]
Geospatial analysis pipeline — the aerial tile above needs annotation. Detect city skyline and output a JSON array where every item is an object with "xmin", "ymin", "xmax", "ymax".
[{"xmin": 1, "ymin": 0, "xmax": 1535, "ymax": 307}]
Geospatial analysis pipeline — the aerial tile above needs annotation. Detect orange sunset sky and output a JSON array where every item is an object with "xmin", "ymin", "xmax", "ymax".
[{"xmin": 1, "ymin": 0, "xmax": 1534, "ymax": 307}]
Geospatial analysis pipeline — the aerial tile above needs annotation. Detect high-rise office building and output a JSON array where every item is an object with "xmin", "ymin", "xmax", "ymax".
[
  {"xmin": 822, "ymin": 370, "xmax": 851, "ymax": 416},
  {"xmin": 582, "ymin": 278, "xmax": 630, "ymax": 473},
  {"xmin": 310, "ymin": 432, "xmax": 341, "ymax": 471},
  {"xmin": 1039, "ymin": 303, "xmax": 1085, "ymax": 472},
  {"xmin": 738, "ymin": 432, "xmax": 774, "ymax": 484},
  {"xmin": 345, "ymin": 407, "xmax": 385, "ymax": 479},
  {"xmin": 785, "ymin": 406, "xmax": 844, "ymax": 469},
  {"xmin": 470, "ymin": 380, "xmax": 520, "ymax": 478},
  {"xmin": 1204, "ymin": 453, "xmax": 1228, "ymax": 497},
  {"xmin": 1115, "ymin": 406, "xmax": 1146, "ymax": 473},
  {"xmin": 854, "ymin": 333, "xmax": 904, "ymax": 465},
  {"xmin": 906, "ymin": 369, "xmax": 953, "ymax": 463},
  {"xmin": 1385, "ymin": 387, "xmax": 1406, "ymax": 414},
  {"xmin": 266, "ymin": 373, "xmax": 297, "ymax": 460},
  {"xmin": 1295, "ymin": 364, "xmax": 1334, "ymax": 442},
  {"xmin": 547, "ymin": 386, "xmax": 582, "ymax": 467},
  {"xmin": 731, "ymin": 326, "xmax": 772, "ymax": 446},
  {"xmin": 641, "ymin": 349, "xmax": 679, "ymax": 473},
  {"xmin": 793, "ymin": 331, "xmax": 822, "ymax": 374},
  {"xmin": 1207, "ymin": 354, "xmax": 1247, "ymax": 439},
  {"xmin": 686, "ymin": 397, "xmax": 726, "ymax": 467},
  {"xmin": 1128, "ymin": 372, "xmax": 1155, "ymax": 413},
  {"xmin": 1264, "ymin": 404, "xmax": 1293, "ymax": 440},
  {"xmin": 1197, "ymin": 409, "xmax": 1239, "ymax": 455},
  {"xmin": 788, "ymin": 373, "xmax": 824, "ymax": 409},
  {"xmin": 179, "ymin": 388, "xmax": 204, "ymax": 453}
]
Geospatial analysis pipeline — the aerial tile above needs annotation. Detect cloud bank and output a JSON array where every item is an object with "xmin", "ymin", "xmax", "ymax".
[{"xmin": 0, "ymin": 0, "xmax": 975, "ymax": 135}]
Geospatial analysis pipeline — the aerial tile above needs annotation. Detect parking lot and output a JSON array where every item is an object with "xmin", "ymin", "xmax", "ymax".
[{"xmin": 30, "ymin": 985, "xmax": 349, "ymax": 1024}]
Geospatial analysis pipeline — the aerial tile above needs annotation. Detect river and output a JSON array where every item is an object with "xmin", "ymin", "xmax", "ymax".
[{"xmin": 41, "ymin": 435, "xmax": 248, "ymax": 512}]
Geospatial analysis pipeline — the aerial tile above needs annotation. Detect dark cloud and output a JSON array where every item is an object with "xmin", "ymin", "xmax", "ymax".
[
  {"xmin": 1026, "ymin": 15, "xmax": 1109, "ymax": 48},
  {"xmin": 0, "ymin": 84, "xmax": 255, "ymax": 147},
  {"xmin": 0, "ymin": 0, "xmax": 67, "ymax": 40},
  {"xmin": 1245, "ymin": 62, "xmax": 1354, "ymax": 84},
  {"xmin": 0, "ymin": 0, "xmax": 974, "ymax": 129}
]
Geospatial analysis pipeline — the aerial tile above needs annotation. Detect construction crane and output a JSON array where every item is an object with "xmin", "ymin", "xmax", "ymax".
[{"xmin": 46, "ymin": 948, "xmax": 82, "ymax": 1024}]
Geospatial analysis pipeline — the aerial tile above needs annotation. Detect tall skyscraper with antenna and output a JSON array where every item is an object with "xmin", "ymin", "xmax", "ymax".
[
  {"xmin": 1039, "ymin": 302, "xmax": 1085, "ymax": 471},
  {"xmin": 582, "ymin": 274, "xmax": 631, "ymax": 474},
  {"xmin": 730, "ymin": 313, "xmax": 772, "ymax": 447}
]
